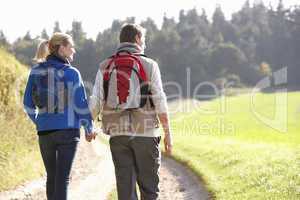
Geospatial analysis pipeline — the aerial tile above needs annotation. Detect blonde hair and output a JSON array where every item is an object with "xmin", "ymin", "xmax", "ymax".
[
  {"xmin": 33, "ymin": 32, "xmax": 72, "ymax": 63},
  {"xmin": 33, "ymin": 40, "xmax": 49, "ymax": 63}
]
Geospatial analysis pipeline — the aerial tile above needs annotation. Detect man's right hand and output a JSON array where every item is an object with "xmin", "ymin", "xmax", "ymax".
[{"xmin": 164, "ymin": 133, "xmax": 173, "ymax": 156}]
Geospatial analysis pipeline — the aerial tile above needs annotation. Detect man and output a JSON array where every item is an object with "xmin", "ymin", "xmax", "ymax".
[{"xmin": 90, "ymin": 23, "xmax": 173, "ymax": 200}]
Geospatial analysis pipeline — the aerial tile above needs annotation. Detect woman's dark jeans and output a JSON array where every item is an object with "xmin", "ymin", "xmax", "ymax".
[{"xmin": 38, "ymin": 129, "xmax": 80, "ymax": 200}]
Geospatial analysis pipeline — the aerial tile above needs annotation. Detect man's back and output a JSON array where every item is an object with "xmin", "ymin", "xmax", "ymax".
[{"xmin": 90, "ymin": 23, "xmax": 172, "ymax": 200}]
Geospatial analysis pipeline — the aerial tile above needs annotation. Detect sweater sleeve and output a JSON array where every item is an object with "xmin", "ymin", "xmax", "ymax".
[
  {"xmin": 89, "ymin": 68, "xmax": 104, "ymax": 120},
  {"xmin": 149, "ymin": 61, "xmax": 168, "ymax": 114},
  {"xmin": 23, "ymin": 70, "xmax": 38, "ymax": 123},
  {"xmin": 67, "ymin": 68, "xmax": 94, "ymax": 134}
]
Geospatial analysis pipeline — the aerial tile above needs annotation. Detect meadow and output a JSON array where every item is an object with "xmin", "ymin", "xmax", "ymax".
[{"xmin": 169, "ymin": 92, "xmax": 300, "ymax": 199}]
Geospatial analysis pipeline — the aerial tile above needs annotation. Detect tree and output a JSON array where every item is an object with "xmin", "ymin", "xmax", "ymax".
[
  {"xmin": 53, "ymin": 21, "xmax": 61, "ymax": 33},
  {"xmin": 267, "ymin": 0, "xmax": 291, "ymax": 70},
  {"xmin": 200, "ymin": 8, "xmax": 209, "ymax": 25},
  {"xmin": 8, "ymin": 3, "xmax": 300, "ymax": 88},
  {"xmin": 23, "ymin": 31, "xmax": 32, "ymax": 41},
  {"xmin": 140, "ymin": 18, "xmax": 159, "ymax": 49},
  {"xmin": 13, "ymin": 33, "xmax": 38, "ymax": 65},
  {"xmin": 73, "ymin": 39, "xmax": 98, "ymax": 84},
  {"xmin": 212, "ymin": 6, "xmax": 238, "ymax": 43},
  {"xmin": 68, "ymin": 21, "xmax": 87, "ymax": 47},
  {"xmin": 41, "ymin": 29, "xmax": 49, "ymax": 40},
  {"xmin": 260, "ymin": 62, "xmax": 272, "ymax": 76},
  {"xmin": 208, "ymin": 43, "xmax": 247, "ymax": 77},
  {"xmin": 0, "ymin": 30, "xmax": 10, "ymax": 49},
  {"xmin": 287, "ymin": 5, "xmax": 300, "ymax": 85}
]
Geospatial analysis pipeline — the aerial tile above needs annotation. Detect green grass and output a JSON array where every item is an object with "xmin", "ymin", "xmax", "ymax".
[
  {"xmin": 0, "ymin": 48, "xmax": 44, "ymax": 191},
  {"xmin": 170, "ymin": 92, "xmax": 300, "ymax": 200},
  {"xmin": 107, "ymin": 189, "xmax": 118, "ymax": 200}
]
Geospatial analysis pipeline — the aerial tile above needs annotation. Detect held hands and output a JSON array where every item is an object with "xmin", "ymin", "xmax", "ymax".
[
  {"xmin": 85, "ymin": 132, "xmax": 97, "ymax": 142},
  {"xmin": 164, "ymin": 132, "xmax": 173, "ymax": 156}
]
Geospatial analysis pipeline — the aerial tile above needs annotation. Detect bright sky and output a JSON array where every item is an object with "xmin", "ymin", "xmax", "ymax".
[{"xmin": 0, "ymin": 0, "xmax": 299, "ymax": 42}]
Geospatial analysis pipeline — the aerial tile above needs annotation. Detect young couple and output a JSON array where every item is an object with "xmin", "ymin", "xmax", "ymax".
[{"xmin": 23, "ymin": 23, "xmax": 173, "ymax": 200}]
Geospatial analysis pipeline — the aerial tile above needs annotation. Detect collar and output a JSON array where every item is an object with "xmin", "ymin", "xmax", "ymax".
[
  {"xmin": 116, "ymin": 42, "xmax": 144, "ymax": 54},
  {"xmin": 46, "ymin": 54, "xmax": 70, "ymax": 65}
]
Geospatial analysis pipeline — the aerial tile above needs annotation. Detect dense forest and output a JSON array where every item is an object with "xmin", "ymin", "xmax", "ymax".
[{"xmin": 1, "ymin": 0, "xmax": 299, "ymax": 97}]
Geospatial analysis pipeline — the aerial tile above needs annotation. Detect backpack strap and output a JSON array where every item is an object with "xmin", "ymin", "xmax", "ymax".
[{"xmin": 128, "ymin": 53, "xmax": 154, "ymax": 108}]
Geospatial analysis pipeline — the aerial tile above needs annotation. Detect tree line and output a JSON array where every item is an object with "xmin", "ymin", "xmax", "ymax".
[{"xmin": 1, "ymin": 0, "xmax": 299, "ymax": 97}]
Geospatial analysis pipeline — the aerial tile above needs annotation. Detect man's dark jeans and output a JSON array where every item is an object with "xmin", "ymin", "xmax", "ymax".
[
  {"xmin": 38, "ymin": 129, "xmax": 80, "ymax": 200},
  {"xmin": 110, "ymin": 136, "xmax": 161, "ymax": 200}
]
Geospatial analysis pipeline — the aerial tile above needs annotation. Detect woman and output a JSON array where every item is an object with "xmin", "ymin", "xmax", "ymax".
[{"xmin": 23, "ymin": 32, "xmax": 95, "ymax": 200}]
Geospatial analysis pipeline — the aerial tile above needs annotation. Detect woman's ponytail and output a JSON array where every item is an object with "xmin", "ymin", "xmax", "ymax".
[{"xmin": 33, "ymin": 40, "xmax": 49, "ymax": 63}]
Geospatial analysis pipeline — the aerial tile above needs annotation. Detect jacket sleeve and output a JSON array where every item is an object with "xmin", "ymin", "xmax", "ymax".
[
  {"xmin": 68, "ymin": 68, "xmax": 94, "ymax": 134},
  {"xmin": 23, "ymin": 70, "xmax": 37, "ymax": 123}
]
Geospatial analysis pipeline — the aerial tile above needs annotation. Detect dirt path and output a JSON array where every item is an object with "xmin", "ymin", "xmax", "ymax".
[
  {"xmin": 0, "ymin": 138, "xmax": 115, "ymax": 200},
  {"xmin": 0, "ymin": 137, "xmax": 210, "ymax": 200},
  {"xmin": 159, "ymin": 156, "xmax": 211, "ymax": 200}
]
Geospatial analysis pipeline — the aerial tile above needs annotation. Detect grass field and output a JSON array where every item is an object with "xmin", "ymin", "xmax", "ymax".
[
  {"xmin": 169, "ymin": 92, "xmax": 300, "ymax": 199},
  {"xmin": 0, "ymin": 48, "xmax": 44, "ymax": 191}
]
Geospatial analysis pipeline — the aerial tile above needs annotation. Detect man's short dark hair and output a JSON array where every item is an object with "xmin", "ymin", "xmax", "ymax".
[{"xmin": 119, "ymin": 24, "xmax": 146, "ymax": 43}]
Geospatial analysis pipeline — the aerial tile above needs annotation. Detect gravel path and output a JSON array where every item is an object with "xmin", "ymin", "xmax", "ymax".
[
  {"xmin": 159, "ymin": 156, "xmax": 211, "ymax": 200},
  {"xmin": 0, "ymin": 136, "xmax": 210, "ymax": 200},
  {"xmin": 0, "ymin": 138, "xmax": 115, "ymax": 200}
]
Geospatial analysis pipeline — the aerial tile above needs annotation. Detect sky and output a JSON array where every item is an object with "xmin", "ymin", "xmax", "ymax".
[{"xmin": 0, "ymin": 0, "xmax": 299, "ymax": 42}]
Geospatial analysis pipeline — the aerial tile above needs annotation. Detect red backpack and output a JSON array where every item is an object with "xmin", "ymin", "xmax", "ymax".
[{"xmin": 103, "ymin": 50, "xmax": 154, "ymax": 110}]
